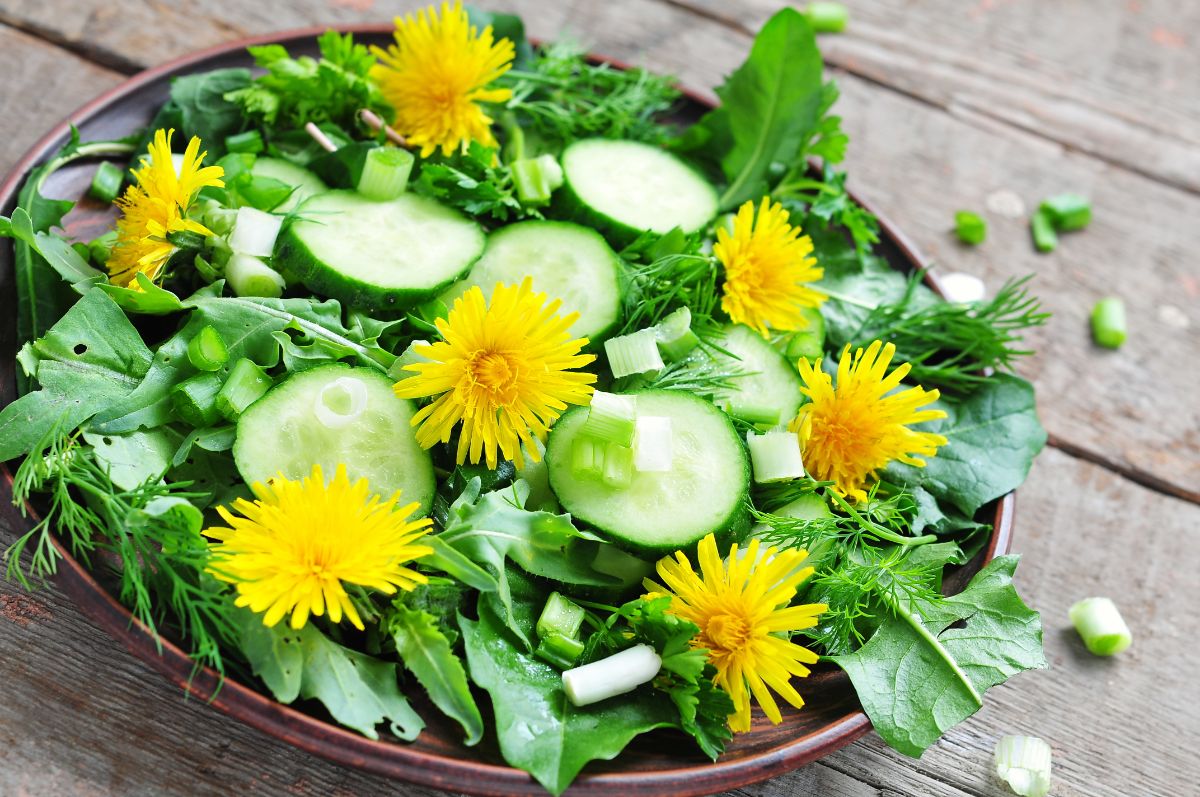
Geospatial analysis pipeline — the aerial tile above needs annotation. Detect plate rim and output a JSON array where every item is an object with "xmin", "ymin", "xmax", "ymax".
[{"xmin": 0, "ymin": 24, "xmax": 1015, "ymax": 796}]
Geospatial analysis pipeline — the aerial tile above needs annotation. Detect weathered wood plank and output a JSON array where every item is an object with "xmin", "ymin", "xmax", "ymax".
[
  {"xmin": 0, "ymin": 24, "xmax": 123, "ymax": 177},
  {"xmin": 671, "ymin": 0, "xmax": 1200, "ymax": 194}
]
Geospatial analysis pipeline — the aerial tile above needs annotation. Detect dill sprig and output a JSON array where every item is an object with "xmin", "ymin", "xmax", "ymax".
[
  {"xmin": 754, "ymin": 485, "xmax": 947, "ymax": 654},
  {"xmin": 618, "ymin": 252, "xmax": 720, "ymax": 335},
  {"xmin": 8, "ymin": 428, "xmax": 238, "ymax": 676},
  {"xmin": 504, "ymin": 41, "xmax": 681, "ymax": 148},
  {"xmin": 834, "ymin": 274, "xmax": 1049, "ymax": 394},
  {"xmin": 626, "ymin": 344, "xmax": 752, "ymax": 401}
]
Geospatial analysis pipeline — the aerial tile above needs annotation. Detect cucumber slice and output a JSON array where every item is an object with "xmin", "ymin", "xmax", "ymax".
[
  {"xmin": 276, "ymin": 190, "xmax": 484, "ymax": 312},
  {"xmin": 546, "ymin": 390, "xmax": 749, "ymax": 557},
  {"xmin": 233, "ymin": 364, "xmax": 435, "ymax": 513},
  {"xmin": 558, "ymin": 139, "xmax": 717, "ymax": 244},
  {"xmin": 250, "ymin": 157, "xmax": 327, "ymax": 212},
  {"xmin": 708, "ymin": 324, "xmax": 804, "ymax": 426},
  {"xmin": 440, "ymin": 221, "xmax": 624, "ymax": 342}
]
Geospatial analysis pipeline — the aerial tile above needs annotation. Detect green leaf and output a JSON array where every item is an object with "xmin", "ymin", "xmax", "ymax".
[
  {"xmin": 461, "ymin": 599, "xmax": 678, "ymax": 795},
  {"xmin": 170, "ymin": 68, "xmax": 254, "ymax": 158},
  {"xmin": 0, "ymin": 291, "xmax": 152, "ymax": 460},
  {"xmin": 883, "ymin": 374, "xmax": 1047, "ymax": 516},
  {"xmin": 82, "ymin": 428, "xmax": 177, "ymax": 490},
  {"xmin": 239, "ymin": 613, "xmax": 425, "ymax": 741},
  {"xmin": 91, "ymin": 292, "xmax": 394, "ymax": 433},
  {"xmin": 414, "ymin": 142, "xmax": 527, "ymax": 222},
  {"xmin": 437, "ymin": 479, "xmax": 619, "ymax": 648},
  {"xmin": 832, "ymin": 555, "xmax": 1046, "ymax": 757},
  {"xmin": 387, "ymin": 606, "xmax": 484, "ymax": 746},
  {"xmin": 692, "ymin": 9, "xmax": 824, "ymax": 209},
  {"xmin": 97, "ymin": 272, "xmax": 186, "ymax": 315}
]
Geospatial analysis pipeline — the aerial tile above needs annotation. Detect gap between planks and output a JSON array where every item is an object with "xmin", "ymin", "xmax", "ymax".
[{"xmin": 2, "ymin": 14, "xmax": 1196, "ymax": 514}]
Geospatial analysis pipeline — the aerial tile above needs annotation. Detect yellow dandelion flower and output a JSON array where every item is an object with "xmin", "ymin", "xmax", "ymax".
[
  {"xmin": 370, "ymin": 1, "xmax": 515, "ymax": 157},
  {"xmin": 715, "ymin": 197, "xmax": 826, "ymax": 337},
  {"xmin": 206, "ymin": 463, "xmax": 433, "ymax": 631},
  {"xmin": 790, "ymin": 340, "xmax": 948, "ymax": 501},
  {"xmin": 647, "ymin": 533, "xmax": 826, "ymax": 733},
  {"xmin": 107, "ymin": 128, "xmax": 224, "ymax": 288},
  {"xmin": 395, "ymin": 277, "xmax": 597, "ymax": 469}
]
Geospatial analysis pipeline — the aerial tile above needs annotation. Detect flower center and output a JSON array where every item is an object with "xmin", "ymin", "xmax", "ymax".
[
  {"xmin": 467, "ymin": 350, "xmax": 519, "ymax": 402},
  {"xmin": 707, "ymin": 612, "xmax": 752, "ymax": 652}
]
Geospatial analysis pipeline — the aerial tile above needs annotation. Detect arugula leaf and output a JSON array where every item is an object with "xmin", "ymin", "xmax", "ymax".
[
  {"xmin": 461, "ymin": 598, "xmax": 678, "ymax": 796},
  {"xmin": 239, "ymin": 612, "xmax": 424, "ymax": 741},
  {"xmin": 833, "ymin": 555, "xmax": 1046, "ymax": 757},
  {"xmin": 90, "ymin": 292, "xmax": 395, "ymax": 434},
  {"xmin": 82, "ymin": 428, "xmax": 177, "ymax": 490},
  {"xmin": 0, "ymin": 291, "xmax": 152, "ymax": 461},
  {"xmin": 386, "ymin": 605, "xmax": 484, "ymax": 746},
  {"xmin": 224, "ymin": 31, "xmax": 390, "ymax": 135},
  {"xmin": 435, "ymin": 479, "xmax": 619, "ymax": 648},
  {"xmin": 883, "ymin": 374, "xmax": 1047, "ymax": 516},
  {"xmin": 169, "ymin": 68, "xmax": 254, "ymax": 158}
]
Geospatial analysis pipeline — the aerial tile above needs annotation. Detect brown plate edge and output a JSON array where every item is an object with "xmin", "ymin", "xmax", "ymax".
[{"xmin": 0, "ymin": 25, "xmax": 1016, "ymax": 797}]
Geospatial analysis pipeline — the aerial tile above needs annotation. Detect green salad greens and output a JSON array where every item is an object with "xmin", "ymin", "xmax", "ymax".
[{"xmin": 0, "ymin": 4, "xmax": 1049, "ymax": 794}]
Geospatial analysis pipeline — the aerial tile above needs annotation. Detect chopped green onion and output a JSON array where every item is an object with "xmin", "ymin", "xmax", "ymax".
[
  {"xmin": 536, "ymin": 632, "xmax": 586, "ymax": 670},
  {"xmin": 993, "ymin": 735, "xmax": 1052, "ymax": 797},
  {"xmin": 571, "ymin": 436, "xmax": 602, "ymax": 481},
  {"xmin": 954, "ymin": 210, "xmax": 987, "ymax": 245},
  {"xmin": 229, "ymin": 206, "xmax": 283, "ymax": 257},
  {"xmin": 1090, "ymin": 298, "xmax": 1126, "ymax": 349},
  {"xmin": 537, "ymin": 592, "xmax": 586, "ymax": 641},
  {"xmin": 724, "ymin": 400, "xmax": 782, "ymax": 426},
  {"xmin": 225, "ymin": 130, "xmax": 265, "ymax": 155},
  {"xmin": 602, "ymin": 442, "xmax": 634, "ymax": 488},
  {"xmin": 357, "ymin": 146, "xmax": 414, "ymax": 201},
  {"xmin": 171, "ymin": 372, "xmax": 224, "ymax": 428},
  {"xmin": 653, "ymin": 306, "xmax": 700, "ymax": 361},
  {"xmin": 804, "ymin": 2, "xmax": 849, "ymax": 33},
  {"xmin": 201, "ymin": 204, "xmax": 239, "ymax": 237},
  {"xmin": 591, "ymin": 545, "xmax": 652, "ymax": 584},
  {"xmin": 186, "ymin": 325, "xmax": 229, "ymax": 372},
  {"xmin": 785, "ymin": 306, "xmax": 826, "ymax": 361},
  {"xmin": 562, "ymin": 644, "xmax": 662, "ymax": 707},
  {"xmin": 216, "ymin": 358, "xmax": 272, "ymax": 420},
  {"xmin": 1068, "ymin": 597, "xmax": 1131, "ymax": 656},
  {"xmin": 511, "ymin": 156, "xmax": 559, "ymax": 205},
  {"xmin": 633, "ymin": 415, "xmax": 673, "ymax": 472},
  {"xmin": 71, "ymin": 242, "xmax": 92, "ymax": 263},
  {"xmin": 605, "ymin": 329, "xmax": 664, "ymax": 378},
  {"xmin": 1039, "ymin": 193, "xmax": 1091, "ymax": 231},
  {"xmin": 89, "ymin": 161, "xmax": 124, "ymax": 204},
  {"xmin": 747, "ymin": 429, "xmax": 805, "ymax": 483},
  {"xmin": 1030, "ymin": 210, "xmax": 1058, "ymax": 253},
  {"xmin": 939, "ymin": 272, "xmax": 986, "ymax": 305},
  {"xmin": 537, "ymin": 154, "xmax": 564, "ymax": 190},
  {"xmin": 226, "ymin": 253, "xmax": 285, "ymax": 298},
  {"xmin": 582, "ymin": 391, "xmax": 638, "ymax": 446}
]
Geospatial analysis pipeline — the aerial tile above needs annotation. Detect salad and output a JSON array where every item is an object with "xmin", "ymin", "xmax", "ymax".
[{"xmin": 0, "ymin": 4, "xmax": 1050, "ymax": 794}]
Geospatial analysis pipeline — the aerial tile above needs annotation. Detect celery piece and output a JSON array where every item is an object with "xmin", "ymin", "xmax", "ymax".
[
  {"xmin": 511, "ymin": 157, "xmax": 555, "ymax": 205},
  {"xmin": 1030, "ymin": 210, "xmax": 1057, "ymax": 253},
  {"xmin": 1068, "ymin": 597, "xmax": 1131, "ymax": 655},
  {"xmin": 226, "ymin": 254, "xmax": 285, "ymax": 298},
  {"xmin": 954, "ymin": 210, "xmax": 987, "ymax": 245},
  {"xmin": 654, "ymin": 306, "xmax": 699, "ymax": 361},
  {"xmin": 216, "ymin": 358, "xmax": 272, "ymax": 421},
  {"xmin": 1090, "ymin": 298, "xmax": 1126, "ymax": 349},
  {"xmin": 171, "ymin": 372, "xmax": 224, "ymax": 428},
  {"xmin": 225, "ymin": 130, "xmax": 265, "ymax": 155},
  {"xmin": 604, "ymin": 329, "xmax": 664, "ymax": 378},
  {"xmin": 537, "ymin": 592, "xmax": 586, "ymax": 640},
  {"xmin": 186, "ymin": 325, "xmax": 229, "ymax": 372},
  {"xmin": 1039, "ymin": 193, "xmax": 1091, "ymax": 231},
  {"xmin": 536, "ymin": 632, "xmax": 586, "ymax": 670},
  {"xmin": 725, "ymin": 400, "xmax": 782, "ymax": 427},
  {"xmin": 747, "ymin": 429, "xmax": 805, "ymax": 483},
  {"xmin": 357, "ymin": 146, "xmax": 414, "ymax": 201},
  {"xmin": 89, "ymin": 161, "xmax": 124, "ymax": 204},
  {"xmin": 582, "ymin": 391, "xmax": 638, "ymax": 447}
]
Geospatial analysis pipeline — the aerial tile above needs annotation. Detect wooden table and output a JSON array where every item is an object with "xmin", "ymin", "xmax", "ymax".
[{"xmin": 1, "ymin": 1, "xmax": 1196, "ymax": 795}]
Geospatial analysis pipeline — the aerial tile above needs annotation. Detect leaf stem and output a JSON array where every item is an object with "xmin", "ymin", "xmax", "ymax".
[
  {"xmin": 882, "ymin": 592, "xmax": 984, "ymax": 707},
  {"xmin": 828, "ymin": 491, "xmax": 937, "ymax": 547}
]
